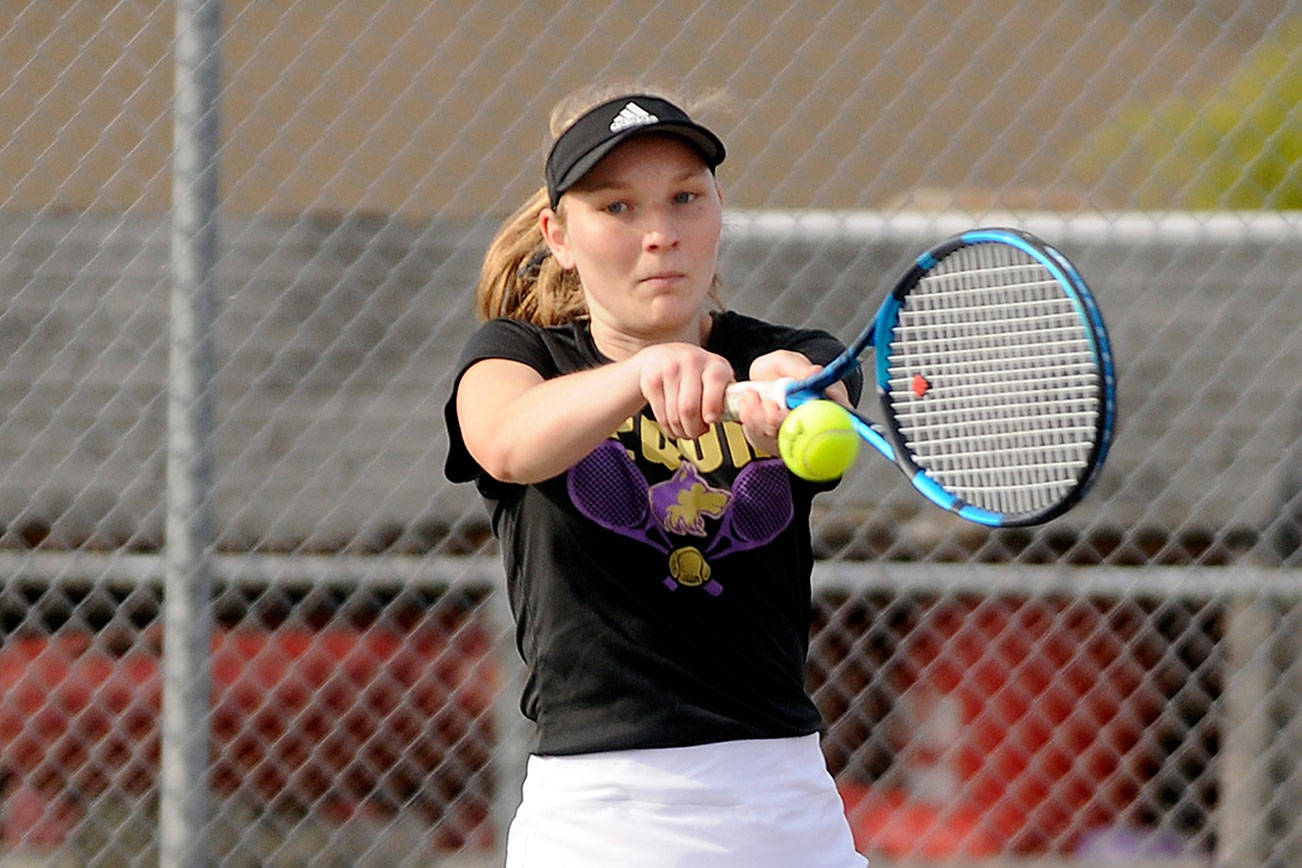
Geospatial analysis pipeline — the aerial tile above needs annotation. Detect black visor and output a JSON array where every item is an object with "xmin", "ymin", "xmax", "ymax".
[{"xmin": 544, "ymin": 95, "xmax": 726, "ymax": 209}]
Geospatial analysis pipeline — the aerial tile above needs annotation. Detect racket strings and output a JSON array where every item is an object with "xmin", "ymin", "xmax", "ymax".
[{"xmin": 887, "ymin": 243, "xmax": 1102, "ymax": 517}]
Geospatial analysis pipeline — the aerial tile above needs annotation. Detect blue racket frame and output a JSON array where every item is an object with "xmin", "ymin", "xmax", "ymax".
[{"xmin": 779, "ymin": 227, "xmax": 1116, "ymax": 527}]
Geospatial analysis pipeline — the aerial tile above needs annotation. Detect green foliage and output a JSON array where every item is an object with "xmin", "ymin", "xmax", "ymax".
[{"xmin": 1080, "ymin": 27, "xmax": 1302, "ymax": 209}]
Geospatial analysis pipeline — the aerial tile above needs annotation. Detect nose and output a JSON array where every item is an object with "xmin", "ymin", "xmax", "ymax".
[{"xmin": 643, "ymin": 208, "xmax": 679, "ymax": 252}]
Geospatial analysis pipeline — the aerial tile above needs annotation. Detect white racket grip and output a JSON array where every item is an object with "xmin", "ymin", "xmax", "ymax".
[{"xmin": 721, "ymin": 377, "xmax": 794, "ymax": 421}]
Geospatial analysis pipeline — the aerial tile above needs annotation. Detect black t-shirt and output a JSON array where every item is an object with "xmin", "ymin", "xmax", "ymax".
[{"xmin": 444, "ymin": 311, "xmax": 862, "ymax": 755}]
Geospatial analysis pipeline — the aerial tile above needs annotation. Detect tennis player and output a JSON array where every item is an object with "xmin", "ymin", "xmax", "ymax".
[{"xmin": 444, "ymin": 85, "xmax": 867, "ymax": 867}]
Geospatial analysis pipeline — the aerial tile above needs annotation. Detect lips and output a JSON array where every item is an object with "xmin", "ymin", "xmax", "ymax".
[{"xmin": 639, "ymin": 271, "xmax": 686, "ymax": 284}]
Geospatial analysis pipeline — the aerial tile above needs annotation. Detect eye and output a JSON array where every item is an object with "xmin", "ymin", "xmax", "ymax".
[
  {"xmin": 673, "ymin": 191, "xmax": 699, "ymax": 205},
  {"xmin": 603, "ymin": 200, "xmax": 628, "ymax": 215}
]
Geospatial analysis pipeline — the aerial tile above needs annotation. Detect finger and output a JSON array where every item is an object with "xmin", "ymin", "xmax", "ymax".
[
  {"xmin": 733, "ymin": 391, "xmax": 782, "ymax": 455},
  {"xmin": 823, "ymin": 379, "xmax": 852, "ymax": 408},
  {"xmin": 641, "ymin": 372, "xmax": 675, "ymax": 436},
  {"xmin": 669, "ymin": 363, "xmax": 708, "ymax": 439},
  {"xmin": 739, "ymin": 390, "xmax": 781, "ymax": 439},
  {"xmin": 700, "ymin": 358, "xmax": 733, "ymax": 425}
]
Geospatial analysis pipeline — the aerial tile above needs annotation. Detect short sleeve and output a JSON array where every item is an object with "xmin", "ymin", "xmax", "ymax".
[{"xmin": 442, "ymin": 319, "xmax": 558, "ymax": 484}]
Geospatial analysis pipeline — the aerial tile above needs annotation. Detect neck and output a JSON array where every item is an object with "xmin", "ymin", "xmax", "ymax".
[{"xmin": 589, "ymin": 311, "xmax": 714, "ymax": 360}]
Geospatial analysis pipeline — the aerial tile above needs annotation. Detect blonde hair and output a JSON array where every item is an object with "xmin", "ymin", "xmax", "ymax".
[{"xmin": 475, "ymin": 84, "xmax": 726, "ymax": 324}]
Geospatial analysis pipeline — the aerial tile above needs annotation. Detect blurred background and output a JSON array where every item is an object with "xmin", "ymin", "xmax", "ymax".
[{"xmin": 1, "ymin": 0, "xmax": 1300, "ymax": 865}]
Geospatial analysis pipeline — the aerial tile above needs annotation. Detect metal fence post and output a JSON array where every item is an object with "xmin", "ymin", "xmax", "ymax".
[
  {"xmin": 161, "ymin": 1, "xmax": 221, "ymax": 864},
  {"xmin": 1217, "ymin": 597, "xmax": 1274, "ymax": 867}
]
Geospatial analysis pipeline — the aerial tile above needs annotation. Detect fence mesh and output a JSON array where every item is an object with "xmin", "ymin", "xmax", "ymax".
[{"xmin": 2, "ymin": 1, "xmax": 1301, "ymax": 865}]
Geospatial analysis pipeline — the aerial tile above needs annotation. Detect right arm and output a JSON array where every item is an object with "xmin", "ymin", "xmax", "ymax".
[{"xmin": 456, "ymin": 342, "xmax": 743, "ymax": 484}]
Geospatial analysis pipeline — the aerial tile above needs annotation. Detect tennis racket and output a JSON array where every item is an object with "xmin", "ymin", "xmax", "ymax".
[{"xmin": 725, "ymin": 227, "xmax": 1116, "ymax": 527}]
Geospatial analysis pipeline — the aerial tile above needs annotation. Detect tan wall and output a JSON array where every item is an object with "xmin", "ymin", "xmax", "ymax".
[{"xmin": 1, "ymin": 0, "xmax": 1249, "ymax": 218}]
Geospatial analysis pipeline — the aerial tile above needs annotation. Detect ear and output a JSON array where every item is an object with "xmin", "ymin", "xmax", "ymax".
[{"xmin": 539, "ymin": 208, "xmax": 577, "ymax": 270}]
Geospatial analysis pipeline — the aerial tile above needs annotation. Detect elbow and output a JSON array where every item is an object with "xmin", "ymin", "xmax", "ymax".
[
  {"xmin": 474, "ymin": 442, "xmax": 525, "ymax": 484},
  {"xmin": 471, "ymin": 439, "xmax": 550, "ymax": 486}
]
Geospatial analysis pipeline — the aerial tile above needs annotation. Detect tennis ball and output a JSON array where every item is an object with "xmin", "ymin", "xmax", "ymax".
[{"xmin": 778, "ymin": 400, "xmax": 860, "ymax": 482}]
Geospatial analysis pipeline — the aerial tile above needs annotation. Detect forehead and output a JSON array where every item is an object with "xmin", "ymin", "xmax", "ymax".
[{"xmin": 577, "ymin": 134, "xmax": 711, "ymax": 188}]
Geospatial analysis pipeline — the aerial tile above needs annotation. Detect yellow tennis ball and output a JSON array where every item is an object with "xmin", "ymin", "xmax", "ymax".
[{"xmin": 778, "ymin": 400, "xmax": 860, "ymax": 482}]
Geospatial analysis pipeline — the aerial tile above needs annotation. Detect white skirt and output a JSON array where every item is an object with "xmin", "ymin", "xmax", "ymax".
[{"xmin": 505, "ymin": 733, "xmax": 868, "ymax": 868}]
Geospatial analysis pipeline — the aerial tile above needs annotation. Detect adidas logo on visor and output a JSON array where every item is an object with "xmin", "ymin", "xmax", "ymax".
[{"xmin": 609, "ymin": 101, "xmax": 659, "ymax": 133}]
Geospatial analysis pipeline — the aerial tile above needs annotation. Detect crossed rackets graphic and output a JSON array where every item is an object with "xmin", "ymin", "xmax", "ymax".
[{"xmin": 567, "ymin": 440, "xmax": 794, "ymax": 596}]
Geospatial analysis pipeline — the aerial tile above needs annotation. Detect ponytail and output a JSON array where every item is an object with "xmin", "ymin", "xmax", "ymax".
[{"xmin": 475, "ymin": 187, "xmax": 586, "ymax": 325}]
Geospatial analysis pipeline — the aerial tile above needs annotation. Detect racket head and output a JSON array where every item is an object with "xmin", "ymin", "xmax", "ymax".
[{"xmin": 873, "ymin": 228, "xmax": 1116, "ymax": 527}]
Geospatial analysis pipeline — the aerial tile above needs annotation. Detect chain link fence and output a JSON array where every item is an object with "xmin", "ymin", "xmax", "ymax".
[{"xmin": 2, "ymin": 0, "xmax": 1301, "ymax": 865}]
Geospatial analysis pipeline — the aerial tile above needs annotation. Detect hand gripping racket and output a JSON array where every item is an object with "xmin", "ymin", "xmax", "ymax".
[{"xmin": 725, "ymin": 227, "xmax": 1116, "ymax": 527}]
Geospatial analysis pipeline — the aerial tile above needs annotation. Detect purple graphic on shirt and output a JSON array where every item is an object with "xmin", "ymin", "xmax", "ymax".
[
  {"xmin": 649, "ymin": 462, "xmax": 729, "ymax": 536},
  {"xmin": 567, "ymin": 439, "xmax": 794, "ymax": 595},
  {"xmin": 568, "ymin": 440, "xmax": 667, "ymax": 548}
]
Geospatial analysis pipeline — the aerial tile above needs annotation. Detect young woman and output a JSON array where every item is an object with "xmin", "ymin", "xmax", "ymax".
[{"xmin": 445, "ymin": 86, "xmax": 867, "ymax": 867}]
